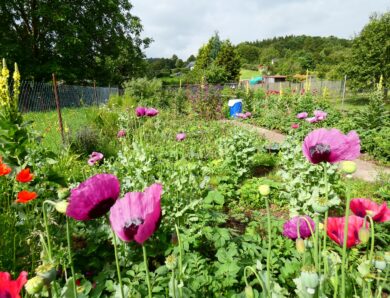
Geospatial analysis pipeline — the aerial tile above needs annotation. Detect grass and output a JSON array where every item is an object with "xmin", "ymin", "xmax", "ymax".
[
  {"xmin": 24, "ymin": 106, "xmax": 100, "ymax": 152},
  {"xmin": 240, "ymin": 69, "xmax": 261, "ymax": 80}
]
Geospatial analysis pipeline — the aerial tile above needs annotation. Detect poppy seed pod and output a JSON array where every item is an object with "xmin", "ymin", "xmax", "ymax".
[
  {"xmin": 258, "ymin": 184, "xmax": 270, "ymax": 196},
  {"xmin": 300, "ymin": 266, "xmax": 319, "ymax": 289},
  {"xmin": 165, "ymin": 255, "xmax": 177, "ymax": 270},
  {"xmin": 245, "ymin": 285, "xmax": 254, "ymax": 298},
  {"xmin": 55, "ymin": 201, "xmax": 69, "ymax": 214},
  {"xmin": 35, "ymin": 264, "xmax": 56, "ymax": 284},
  {"xmin": 373, "ymin": 257, "xmax": 387, "ymax": 271}
]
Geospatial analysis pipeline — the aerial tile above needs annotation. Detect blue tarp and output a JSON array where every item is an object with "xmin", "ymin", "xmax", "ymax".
[{"xmin": 249, "ymin": 76, "xmax": 263, "ymax": 85}]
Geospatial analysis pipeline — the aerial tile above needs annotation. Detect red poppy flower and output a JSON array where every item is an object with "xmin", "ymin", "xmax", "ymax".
[
  {"xmin": 16, "ymin": 191, "xmax": 38, "ymax": 203},
  {"xmin": 0, "ymin": 271, "xmax": 28, "ymax": 298},
  {"xmin": 0, "ymin": 163, "xmax": 11, "ymax": 176},
  {"xmin": 327, "ymin": 215, "xmax": 368, "ymax": 248},
  {"xmin": 16, "ymin": 168, "xmax": 34, "ymax": 183},
  {"xmin": 350, "ymin": 198, "xmax": 390, "ymax": 223}
]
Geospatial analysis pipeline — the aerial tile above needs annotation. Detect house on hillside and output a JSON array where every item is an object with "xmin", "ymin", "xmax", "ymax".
[{"xmin": 263, "ymin": 75, "xmax": 287, "ymax": 83}]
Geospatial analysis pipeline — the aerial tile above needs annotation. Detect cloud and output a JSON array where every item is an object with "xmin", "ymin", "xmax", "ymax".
[{"xmin": 131, "ymin": 0, "xmax": 389, "ymax": 59}]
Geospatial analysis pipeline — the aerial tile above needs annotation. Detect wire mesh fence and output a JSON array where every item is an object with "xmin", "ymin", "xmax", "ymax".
[{"xmin": 18, "ymin": 81, "xmax": 119, "ymax": 113}]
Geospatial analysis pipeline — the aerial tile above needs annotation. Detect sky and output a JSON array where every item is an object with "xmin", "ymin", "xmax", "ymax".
[{"xmin": 131, "ymin": 0, "xmax": 389, "ymax": 60}]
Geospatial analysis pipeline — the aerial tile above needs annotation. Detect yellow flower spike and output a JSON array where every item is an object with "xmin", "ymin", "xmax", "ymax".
[{"xmin": 13, "ymin": 63, "xmax": 20, "ymax": 106}]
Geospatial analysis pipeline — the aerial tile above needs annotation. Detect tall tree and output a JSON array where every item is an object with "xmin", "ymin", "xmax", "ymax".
[
  {"xmin": 345, "ymin": 12, "xmax": 390, "ymax": 90},
  {"xmin": 0, "ymin": 0, "xmax": 151, "ymax": 84},
  {"xmin": 215, "ymin": 40, "xmax": 241, "ymax": 81}
]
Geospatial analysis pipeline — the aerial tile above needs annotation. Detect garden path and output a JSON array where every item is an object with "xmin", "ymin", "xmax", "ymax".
[{"xmin": 223, "ymin": 120, "xmax": 390, "ymax": 182}]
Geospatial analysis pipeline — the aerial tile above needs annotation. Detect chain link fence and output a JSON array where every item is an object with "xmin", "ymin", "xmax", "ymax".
[{"xmin": 18, "ymin": 81, "xmax": 119, "ymax": 113}]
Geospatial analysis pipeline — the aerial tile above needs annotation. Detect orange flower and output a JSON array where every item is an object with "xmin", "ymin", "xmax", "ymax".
[
  {"xmin": 16, "ymin": 168, "xmax": 34, "ymax": 183},
  {"xmin": 0, "ymin": 163, "xmax": 12, "ymax": 176},
  {"xmin": 16, "ymin": 191, "xmax": 38, "ymax": 203}
]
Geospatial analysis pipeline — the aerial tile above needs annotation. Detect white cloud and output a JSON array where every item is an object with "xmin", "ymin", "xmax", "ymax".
[{"xmin": 131, "ymin": 0, "xmax": 389, "ymax": 59}]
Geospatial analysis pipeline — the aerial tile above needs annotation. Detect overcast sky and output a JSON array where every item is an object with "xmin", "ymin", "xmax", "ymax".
[{"xmin": 131, "ymin": 0, "xmax": 389, "ymax": 59}]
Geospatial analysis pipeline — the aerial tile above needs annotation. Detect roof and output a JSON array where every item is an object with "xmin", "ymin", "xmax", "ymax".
[{"xmin": 264, "ymin": 75, "xmax": 287, "ymax": 78}]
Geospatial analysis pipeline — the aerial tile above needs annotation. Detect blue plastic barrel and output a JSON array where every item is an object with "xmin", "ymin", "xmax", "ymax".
[{"xmin": 228, "ymin": 99, "xmax": 243, "ymax": 117}]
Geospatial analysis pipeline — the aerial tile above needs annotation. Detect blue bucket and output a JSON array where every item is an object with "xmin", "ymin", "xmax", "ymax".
[{"xmin": 228, "ymin": 99, "xmax": 242, "ymax": 117}]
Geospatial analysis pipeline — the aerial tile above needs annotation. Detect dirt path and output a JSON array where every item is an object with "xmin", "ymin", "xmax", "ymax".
[{"xmin": 223, "ymin": 120, "xmax": 390, "ymax": 182}]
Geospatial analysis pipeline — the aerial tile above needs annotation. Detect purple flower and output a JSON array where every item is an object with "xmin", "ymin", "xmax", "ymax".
[
  {"xmin": 305, "ymin": 117, "xmax": 318, "ymax": 123},
  {"xmin": 117, "ymin": 130, "xmax": 126, "ymax": 138},
  {"xmin": 291, "ymin": 123, "xmax": 299, "ymax": 129},
  {"xmin": 109, "ymin": 183, "xmax": 162, "ymax": 244},
  {"xmin": 135, "ymin": 107, "xmax": 146, "ymax": 117},
  {"xmin": 176, "ymin": 133, "xmax": 186, "ymax": 141},
  {"xmin": 283, "ymin": 216, "xmax": 315, "ymax": 240},
  {"xmin": 66, "ymin": 174, "xmax": 120, "ymax": 221},
  {"xmin": 302, "ymin": 128, "xmax": 360, "ymax": 164},
  {"xmin": 245, "ymin": 112, "xmax": 252, "ymax": 118},
  {"xmin": 88, "ymin": 152, "xmax": 104, "ymax": 166},
  {"xmin": 236, "ymin": 113, "xmax": 247, "ymax": 119},
  {"xmin": 145, "ymin": 108, "xmax": 159, "ymax": 117},
  {"xmin": 297, "ymin": 112, "xmax": 308, "ymax": 119},
  {"xmin": 314, "ymin": 110, "xmax": 327, "ymax": 121}
]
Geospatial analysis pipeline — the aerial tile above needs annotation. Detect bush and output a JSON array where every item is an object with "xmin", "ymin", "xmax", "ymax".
[
  {"xmin": 107, "ymin": 93, "xmax": 137, "ymax": 109},
  {"xmin": 123, "ymin": 77, "xmax": 162, "ymax": 104}
]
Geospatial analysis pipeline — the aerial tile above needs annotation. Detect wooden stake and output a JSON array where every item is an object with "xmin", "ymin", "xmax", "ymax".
[{"xmin": 52, "ymin": 73, "xmax": 65, "ymax": 145}]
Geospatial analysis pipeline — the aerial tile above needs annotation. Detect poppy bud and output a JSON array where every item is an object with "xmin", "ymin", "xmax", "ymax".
[
  {"xmin": 55, "ymin": 200, "xmax": 69, "ymax": 214},
  {"xmin": 358, "ymin": 227, "xmax": 370, "ymax": 244},
  {"xmin": 35, "ymin": 263, "xmax": 56, "ymax": 284},
  {"xmin": 165, "ymin": 254, "xmax": 177, "ymax": 270},
  {"xmin": 57, "ymin": 188, "xmax": 69, "ymax": 200},
  {"xmin": 25, "ymin": 276, "xmax": 44, "ymax": 294},
  {"xmin": 258, "ymin": 184, "xmax": 270, "ymax": 196},
  {"xmin": 341, "ymin": 161, "xmax": 357, "ymax": 174},
  {"xmin": 296, "ymin": 238, "xmax": 305, "ymax": 254},
  {"xmin": 245, "ymin": 285, "xmax": 254, "ymax": 298}
]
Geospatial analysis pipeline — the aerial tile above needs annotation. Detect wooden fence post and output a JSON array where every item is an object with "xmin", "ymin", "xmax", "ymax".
[
  {"xmin": 93, "ymin": 80, "xmax": 98, "ymax": 105},
  {"xmin": 341, "ymin": 75, "xmax": 347, "ymax": 109},
  {"xmin": 52, "ymin": 73, "xmax": 65, "ymax": 145}
]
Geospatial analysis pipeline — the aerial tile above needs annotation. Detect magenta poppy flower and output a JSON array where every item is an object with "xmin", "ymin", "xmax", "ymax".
[
  {"xmin": 236, "ymin": 113, "xmax": 247, "ymax": 119},
  {"xmin": 245, "ymin": 112, "xmax": 252, "ymax": 118},
  {"xmin": 176, "ymin": 133, "xmax": 186, "ymax": 141},
  {"xmin": 302, "ymin": 128, "xmax": 360, "ymax": 164},
  {"xmin": 350, "ymin": 198, "xmax": 390, "ymax": 223},
  {"xmin": 135, "ymin": 107, "xmax": 146, "ymax": 117},
  {"xmin": 117, "ymin": 129, "xmax": 126, "ymax": 138},
  {"xmin": 109, "ymin": 183, "xmax": 162, "ymax": 244},
  {"xmin": 291, "ymin": 123, "xmax": 299, "ymax": 129},
  {"xmin": 283, "ymin": 215, "xmax": 315, "ymax": 240},
  {"xmin": 314, "ymin": 110, "xmax": 327, "ymax": 121},
  {"xmin": 145, "ymin": 108, "xmax": 159, "ymax": 117},
  {"xmin": 327, "ymin": 215, "xmax": 368, "ymax": 248},
  {"xmin": 0, "ymin": 271, "xmax": 27, "ymax": 298},
  {"xmin": 88, "ymin": 151, "xmax": 104, "ymax": 166},
  {"xmin": 297, "ymin": 112, "xmax": 308, "ymax": 119},
  {"xmin": 305, "ymin": 117, "xmax": 318, "ymax": 123},
  {"xmin": 66, "ymin": 174, "xmax": 120, "ymax": 221}
]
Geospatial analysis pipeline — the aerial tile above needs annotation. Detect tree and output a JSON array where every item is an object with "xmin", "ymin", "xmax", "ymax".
[
  {"xmin": 215, "ymin": 40, "xmax": 241, "ymax": 81},
  {"xmin": 194, "ymin": 44, "xmax": 212, "ymax": 70},
  {"xmin": 345, "ymin": 12, "xmax": 390, "ymax": 90},
  {"xmin": 0, "ymin": 0, "xmax": 151, "ymax": 85},
  {"xmin": 236, "ymin": 44, "xmax": 260, "ymax": 64}
]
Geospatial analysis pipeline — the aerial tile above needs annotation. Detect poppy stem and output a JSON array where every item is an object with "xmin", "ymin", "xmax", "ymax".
[
  {"xmin": 65, "ymin": 217, "xmax": 77, "ymax": 298},
  {"xmin": 341, "ymin": 181, "xmax": 352, "ymax": 298},
  {"xmin": 142, "ymin": 245, "xmax": 153, "ymax": 298},
  {"xmin": 174, "ymin": 224, "xmax": 184, "ymax": 298},
  {"xmin": 42, "ymin": 201, "xmax": 55, "ymax": 261},
  {"xmin": 243, "ymin": 266, "xmax": 266, "ymax": 293},
  {"xmin": 111, "ymin": 227, "xmax": 124, "ymax": 298},
  {"xmin": 264, "ymin": 196, "xmax": 272, "ymax": 296},
  {"xmin": 322, "ymin": 163, "xmax": 329, "ymax": 268},
  {"xmin": 366, "ymin": 216, "xmax": 375, "ymax": 266}
]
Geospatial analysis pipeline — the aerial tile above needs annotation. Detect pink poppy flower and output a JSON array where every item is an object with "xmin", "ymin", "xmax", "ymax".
[
  {"xmin": 350, "ymin": 198, "xmax": 390, "ymax": 223},
  {"xmin": 117, "ymin": 129, "xmax": 126, "ymax": 138},
  {"xmin": 314, "ymin": 110, "xmax": 327, "ymax": 121},
  {"xmin": 291, "ymin": 123, "xmax": 299, "ymax": 129},
  {"xmin": 236, "ymin": 113, "xmax": 247, "ymax": 119},
  {"xmin": 327, "ymin": 215, "xmax": 368, "ymax": 248},
  {"xmin": 0, "ymin": 271, "xmax": 28, "ymax": 298},
  {"xmin": 283, "ymin": 216, "xmax": 315, "ymax": 240},
  {"xmin": 296, "ymin": 112, "xmax": 308, "ymax": 119},
  {"xmin": 302, "ymin": 128, "xmax": 360, "ymax": 164},
  {"xmin": 109, "ymin": 183, "xmax": 162, "ymax": 244},
  {"xmin": 245, "ymin": 112, "xmax": 252, "ymax": 118},
  {"xmin": 88, "ymin": 151, "xmax": 104, "ymax": 166},
  {"xmin": 145, "ymin": 108, "xmax": 159, "ymax": 117},
  {"xmin": 66, "ymin": 174, "xmax": 120, "ymax": 221},
  {"xmin": 176, "ymin": 133, "xmax": 186, "ymax": 141},
  {"xmin": 305, "ymin": 117, "xmax": 318, "ymax": 123},
  {"xmin": 135, "ymin": 107, "xmax": 146, "ymax": 117}
]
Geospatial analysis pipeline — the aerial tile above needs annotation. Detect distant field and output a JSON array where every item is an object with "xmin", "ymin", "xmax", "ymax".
[{"xmin": 240, "ymin": 69, "xmax": 262, "ymax": 80}]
